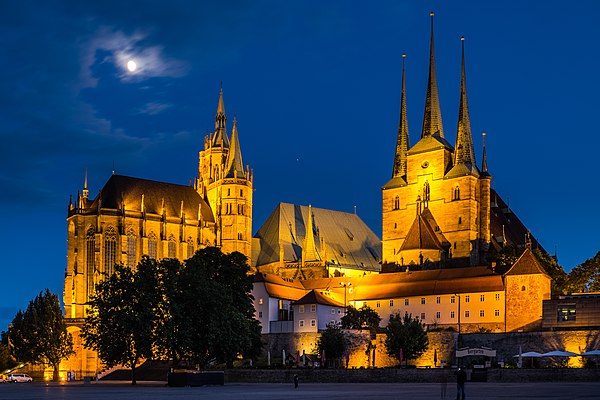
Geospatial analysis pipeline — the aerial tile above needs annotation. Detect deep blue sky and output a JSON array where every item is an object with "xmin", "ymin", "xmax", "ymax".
[{"xmin": 1, "ymin": 0, "xmax": 598, "ymax": 331}]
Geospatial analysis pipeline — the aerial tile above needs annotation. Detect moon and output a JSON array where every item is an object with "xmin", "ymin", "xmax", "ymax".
[{"xmin": 127, "ymin": 60, "xmax": 137, "ymax": 72}]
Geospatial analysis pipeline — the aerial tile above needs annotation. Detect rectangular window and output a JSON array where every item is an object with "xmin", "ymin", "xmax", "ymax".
[
  {"xmin": 337, "ymin": 309, "xmax": 342, "ymax": 315},
  {"xmin": 480, "ymin": 294, "xmax": 485, "ymax": 302},
  {"xmin": 495, "ymin": 293, "xmax": 501, "ymax": 301},
  {"xmin": 495, "ymin": 309, "xmax": 500, "ymax": 317},
  {"xmin": 450, "ymin": 311, "xmax": 455, "ymax": 319},
  {"xmin": 299, "ymin": 305, "xmax": 305, "ymax": 313},
  {"xmin": 259, "ymin": 298, "xmax": 263, "ymax": 305},
  {"xmin": 299, "ymin": 320, "xmax": 304, "ymax": 327},
  {"xmin": 376, "ymin": 301, "xmax": 381, "ymax": 308},
  {"xmin": 311, "ymin": 319, "xmax": 316, "ymax": 327},
  {"xmin": 421, "ymin": 298, "xmax": 426, "ymax": 305},
  {"xmin": 558, "ymin": 305, "xmax": 576, "ymax": 322},
  {"xmin": 420, "ymin": 312, "xmax": 426, "ymax": 320},
  {"xmin": 331, "ymin": 308, "xmax": 335, "ymax": 314},
  {"xmin": 390, "ymin": 299, "xmax": 394, "ymax": 307},
  {"xmin": 436, "ymin": 296, "xmax": 441, "ymax": 304},
  {"xmin": 480, "ymin": 310, "xmax": 485, "ymax": 317},
  {"xmin": 451, "ymin": 296, "xmax": 455, "ymax": 304},
  {"xmin": 465, "ymin": 310, "xmax": 470, "ymax": 318},
  {"xmin": 404, "ymin": 299, "xmax": 409, "ymax": 306},
  {"xmin": 258, "ymin": 311, "xmax": 263, "ymax": 318},
  {"xmin": 436, "ymin": 311, "xmax": 441, "ymax": 319},
  {"xmin": 311, "ymin": 304, "xmax": 316, "ymax": 312},
  {"xmin": 465, "ymin": 295, "xmax": 470, "ymax": 303}
]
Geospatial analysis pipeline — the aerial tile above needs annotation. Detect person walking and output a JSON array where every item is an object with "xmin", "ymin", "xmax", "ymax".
[
  {"xmin": 293, "ymin": 374, "xmax": 299, "ymax": 389},
  {"xmin": 455, "ymin": 367, "xmax": 466, "ymax": 400}
]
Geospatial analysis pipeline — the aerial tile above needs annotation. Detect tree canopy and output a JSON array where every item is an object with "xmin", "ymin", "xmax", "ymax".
[
  {"xmin": 566, "ymin": 251, "xmax": 600, "ymax": 293},
  {"xmin": 385, "ymin": 313, "xmax": 428, "ymax": 364},
  {"xmin": 533, "ymin": 249, "xmax": 568, "ymax": 297},
  {"xmin": 9, "ymin": 289, "xmax": 73, "ymax": 381},
  {"xmin": 316, "ymin": 322, "xmax": 348, "ymax": 368},
  {"xmin": 340, "ymin": 305, "xmax": 381, "ymax": 333}
]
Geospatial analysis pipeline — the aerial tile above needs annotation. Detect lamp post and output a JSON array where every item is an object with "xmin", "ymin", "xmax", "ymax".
[
  {"xmin": 455, "ymin": 294, "xmax": 461, "ymax": 333},
  {"xmin": 340, "ymin": 282, "xmax": 352, "ymax": 314}
]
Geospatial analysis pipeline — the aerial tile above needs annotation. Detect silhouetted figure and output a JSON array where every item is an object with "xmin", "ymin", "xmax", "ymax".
[
  {"xmin": 455, "ymin": 367, "xmax": 466, "ymax": 400},
  {"xmin": 294, "ymin": 374, "xmax": 299, "ymax": 389}
]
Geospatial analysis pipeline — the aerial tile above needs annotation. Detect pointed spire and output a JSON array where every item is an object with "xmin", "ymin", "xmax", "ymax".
[
  {"xmin": 481, "ymin": 131, "xmax": 489, "ymax": 175},
  {"xmin": 303, "ymin": 205, "xmax": 320, "ymax": 262},
  {"xmin": 454, "ymin": 37, "xmax": 476, "ymax": 166},
  {"xmin": 212, "ymin": 86, "xmax": 230, "ymax": 147},
  {"xmin": 68, "ymin": 194, "xmax": 74, "ymax": 211},
  {"xmin": 82, "ymin": 169, "xmax": 89, "ymax": 200},
  {"xmin": 421, "ymin": 12, "xmax": 444, "ymax": 138},
  {"xmin": 224, "ymin": 116, "xmax": 246, "ymax": 178},
  {"xmin": 393, "ymin": 54, "xmax": 410, "ymax": 178}
]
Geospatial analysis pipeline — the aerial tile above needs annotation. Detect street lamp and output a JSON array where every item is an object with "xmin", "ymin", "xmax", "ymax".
[
  {"xmin": 340, "ymin": 282, "xmax": 352, "ymax": 314},
  {"xmin": 454, "ymin": 294, "xmax": 461, "ymax": 334}
]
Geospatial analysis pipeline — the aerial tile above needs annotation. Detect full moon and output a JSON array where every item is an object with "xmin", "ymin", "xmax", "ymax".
[{"xmin": 127, "ymin": 60, "xmax": 137, "ymax": 72}]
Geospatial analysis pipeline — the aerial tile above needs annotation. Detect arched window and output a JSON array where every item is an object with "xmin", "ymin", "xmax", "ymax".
[
  {"xmin": 453, "ymin": 186, "xmax": 460, "ymax": 201},
  {"xmin": 423, "ymin": 181, "xmax": 430, "ymax": 202},
  {"xmin": 86, "ymin": 227, "xmax": 96, "ymax": 298},
  {"xmin": 148, "ymin": 231, "xmax": 157, "ymax": 260},
  {"xmin": 168, "ymin": 234, "xmax": 176, "ymax": 258},
  {"xmin": 394, "ymin": 196, "xmax": 400, "ymax": 210},
  {"xmin": 103, "ymin": 226, "xmax": 117, "ymax": 276},
  {"xmin": 126, "ymin": 227, "xmax": 137, "ymax": 268},
  {"xmin": 238, "ymin": 232, "xmax": 243, "ymax": 240},
  {"xmin": 186, "ymin": 237, "xmax": 195, "ymax": 259}
]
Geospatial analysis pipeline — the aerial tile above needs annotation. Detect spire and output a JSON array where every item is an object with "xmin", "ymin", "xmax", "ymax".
[
  {"xmin": 481, "ymin": 131, "xmax": 489, "ymax": 175},
  {"xmin": 421, "ymin": 12, "xmax": 444, "ymax": 138},
  {"xmin": 393, "ymin": 54, "xmax": 410, "ymax": 178},
  {"xmin": 302, "ymin": 205, "xmax": 320, "ymax": 263},
  {"xmin": 454, "ymin": 37, "xmax": 476, "ymax": 166},
  {"xmin": 224, "ymin": 116, "xmax": 246, "ymax": 179},
  {"xmin": 212, "ymin": 86, "xmax": 230, "ymax": 147},
  {"xmin": 82, "ymin": 169, "xmax": 89, "ymax": 200}
]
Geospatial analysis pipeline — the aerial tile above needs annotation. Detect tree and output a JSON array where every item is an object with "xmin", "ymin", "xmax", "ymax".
[
  {"xmin": 0, "ymin": 331, "xmax": 17, "ymax": 372},
  {"xmin": 385, "ymin": 313, "xmax": 428, "ymax": 365},
  {"xmin": 533, "ymin": 248, "xmax": 568, "ymax": 297},
  {"xmin": 486, "ymin": 244, "xmax": 520, "ymax": 269},
  {"xmin": 9, "ymin": 289, "xmax": 73, "ymax": 381},
  {"xmin": 82, "ymin": 262, "xmax": 156, "ymax": 385},
  {"xmin": 316, "ymin": 322, "xmax": 348, "ymax": 368},
  {"xmin": 340, "ymin": 305, "xmax": 381, "ymax": 333},
  {"xmin": 566, "ymin": 251, "xmax": 600, "ymax": 293}
]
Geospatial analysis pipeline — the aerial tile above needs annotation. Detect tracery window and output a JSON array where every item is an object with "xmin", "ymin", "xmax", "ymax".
[
  {"xmin": 186, "ymin": 237, "xmax": 195, "ymax": 259},
  {"xmin": 453, "ymin": 186, "xmax": 460, "ymax": 201},
  {"xmin": 423, "ymin": 181, "xmax": 430, "ymax": 202},
  {"xmin": 394, "ymin": 196, "xmax": 400, "ymax": 210},
  {"xmin": 103, "ymin": 225, "xmax": 117, "ymax": 276},
  {"xmin": 86, "ymin": 227, "xmax": 96, "ymax": 298},
  {"xmin": 148, "ymin": 231, "xmax": 157, "ymax": 259},
  {"xmin": 168, "ymin": 234, "xmax": 176, "ymax": 258},
  {"xmin": 127, "ymin": 227, "xmax": 137, "ymax": 268}
]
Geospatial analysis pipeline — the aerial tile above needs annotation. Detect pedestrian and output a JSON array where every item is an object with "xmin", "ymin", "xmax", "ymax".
[
  {"xmin": 455, "ymin": 367, "xmax": 466, "ymax": 400},
  {"xmin": 293, "ymin": 374, "xmax": 299, "ymax": 389},
  {"xmin": 440, "ymin": 368, "xmax": 448, "ymax": 399}
]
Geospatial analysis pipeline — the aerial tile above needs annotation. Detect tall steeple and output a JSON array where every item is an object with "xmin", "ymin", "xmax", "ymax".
[
  {"xmin": 421, "ymin": 12, "xmax": 444, "ymax": 138},
  {"xmin": 393, "ymin": 54, "xmax": 410, "ymax": 178},
  {"xmin": 212, "ymin": 86, "xmax": 230, "ymax": 147},
  {"xmin": 481, "ymin": 131, "xmax": 489, "ymax": 175},
  {"xmin": 302, "ymin": 205, "xmax": 320, "ymax": 263},
  {"xmin": 224, "ymin": 117, "xmax": 246, "ymax": 178},
  {"xmin": 82, "ymin": 169, "xmax": 89, "ymax": 200},
  {"xmin": 454, "ymin": 37, "xmax": 476, "ymax": 166}
]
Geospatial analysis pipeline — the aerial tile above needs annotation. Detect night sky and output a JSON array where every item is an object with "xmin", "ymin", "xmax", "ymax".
[{"xmin": 1, "ymin": 0, "xmax": 598, "ymax": 332}]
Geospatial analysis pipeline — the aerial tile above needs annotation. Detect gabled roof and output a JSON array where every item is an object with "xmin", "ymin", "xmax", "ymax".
[
  {"xmin": 382, "ymin": 176, "xmax": 408, "ymax": 190},
  {"xmin": 294, "ymin": 290, "xmax": 344, "ymax": 307},
  {"xmin": 87, "ymin": 174, "xmax": 214, "ymax": 222},
  {"xmin": 445, "ymin": 162, "xmax": 480, "ymax": 179},
  {"xmin": 252, "ymin": 203, "xmax": 381, "ymax": 271},
  {"xmin": 504, "ymin": 247, "xmax": 549, "ymax": 276},
  {"xmin": 408, "ymin": 134, "xmax": 453, "ymax": 155},
  {"xmin": 400, "ymin": 207, "xmax": 449, "ymax": 251}
]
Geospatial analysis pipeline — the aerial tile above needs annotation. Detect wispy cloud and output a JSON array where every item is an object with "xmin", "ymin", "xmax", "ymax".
[{"xmin": 136, "ymin": 101, "xmax": 173, "ymax": 115}]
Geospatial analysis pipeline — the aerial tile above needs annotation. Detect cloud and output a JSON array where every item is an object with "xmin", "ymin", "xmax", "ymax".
[{"xmin": 136, "ymin": 101, "xmax": 173, "ymax": 115}]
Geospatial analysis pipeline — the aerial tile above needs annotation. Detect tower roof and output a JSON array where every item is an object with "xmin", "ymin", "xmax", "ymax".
[
  {"xmin": 212, "ymin": 87, "xmax": 230, "ymax": 147},
  {"xmin": 421, "ymin": 12, "xmax": 444, "ymax": 139},
  {"xmin": 392, "ymin": 54, "xmax": 410, "ymax": 180},
  {"xmin": 224, "ymin": 117, "xmax": 246, "ymax": 179}
]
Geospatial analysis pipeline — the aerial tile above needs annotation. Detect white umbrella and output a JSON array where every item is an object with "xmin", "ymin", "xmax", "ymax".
[
  {"xmin": 513, "ymin": 351, "xmax": 543, "ymax": 357},
  {"xmin": 580, "ymin": 350, "xmax": 600, "ymax": 356},
  {"xmin": 541, "ymin": 350, "xmax": 579, "ymax": 357}
]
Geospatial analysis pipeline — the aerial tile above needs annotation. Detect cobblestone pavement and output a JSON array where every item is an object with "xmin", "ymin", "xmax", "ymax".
[{"xmin": 1, "ymin": 381, "xmax": 600, "ymax": 399}]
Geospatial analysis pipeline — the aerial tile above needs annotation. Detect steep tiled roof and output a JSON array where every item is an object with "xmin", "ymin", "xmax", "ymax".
[
  {"xmin": 400, "ymin": 207, "xmax": 449, "ymax": 251},
  {"xmin": 294, "ymin": 290, "xmax": 344, "ymax": 307},
  {"xmin": 504, "ymin": 248, "xmax": 549, "ymax": 276}
]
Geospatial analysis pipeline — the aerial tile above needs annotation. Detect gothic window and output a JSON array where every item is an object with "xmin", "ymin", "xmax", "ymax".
[
  {"xmin": 423, "ymin": 181, "xmax": 430, "ymax": 201},
  {"xmin": 394, "ymin": 196, "xmax": 400, "ymax": 210},
  {"xmin": 148, "ymin": 231, "xmax": 157, "ymax": 259},
  {"xmin": 458, "ymin": 217, "xmax": 462, "ymax": 224},
  {"xmin": 103, "ymin": 226, "xmax": 117, "ymax": 277},
  {"xmin": 126, "ymin": 227, "xmax": 137, "ymax": 268},
  {"xmin": 168, "ymin": 234, "xmax": 176, "ymax": 258},
  {"xmin": 227, "ymin": 188, "xmax": 231, "ymax": 196},
  {"xmin": 240, "ymin": 189, "xmax": 243, "ymax": 197},
  {"xmin": 86, "ymin": 227, "xmax": 95, "ymax": 298},
  {"xmin": 186, "ymin": 237, "xmax": 194, "ymax": 259},
  {"xmin": 237, "ymin": 232, "xmax": 243, "ymax": 240},
  {"xmin": 453, "ymin": 186, "xmax": 460, "ymax": 201}
]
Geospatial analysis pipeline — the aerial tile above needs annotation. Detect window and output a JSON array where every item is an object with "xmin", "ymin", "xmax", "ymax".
[
  {"xmin": 436, "ymin": 296, "xmax": 441, "ymax": 304},
  {"xmin": 103, "ymin": 226, "xmax": 117, "ymax": 276},
  {"xmin": 465, "ymin": 295, "xmax": 470, "ymax": 303},
  {"xmin": 240, "ymin": 189, "xmax": 243, "ymax": 197},
  {"xmin": 227, "ymin": 188, "xmax": 231, "ymax": 196},
  {"xmin": 495, "ymin": 293, "xmax": 500, "ymax": 301},
  {"xmin": 450, "ymin": 311, "xmax": 455, "ymax": 319},
  {"xmin": 436, "ymin": 311, "xmax": 441, "ymax": 319},
  {"xmin": 299, "ymin": 320, "xmax": 305, "ymax": 327},
  {"xmin": 394, "ymin": 196, "xmax": 400, "ymax": 210},
  {"xmin": 480, "ymin": 310, "xmax": 485, "ymax": 317},
  {"xmin": 453, "ymin": 186, "xmax": 460, "ymax": 201},
  {"xmin": 259, "ymin": 298, "xmax": 263, "ymax": 305},
  {"xmin": 458, "ymin": 217, "xmax": 462, "ymax": 224},
  {"xmin": 480, "ymin": 295, "xmax": 485, "ymax": 302},
  {"xmin": 299, "ymin": 305, "xmax": 305, "ymax": 313},
  {"xmin": 420, "ymin": 312, "xmax": 426, "ymax": 320},
  {"xmin": 558, "ymin": 305, "xmax": 576, "ymax": 322},
  {"xmin": 311, "ymin": 319, "xmax": 316, "ymax": 327},
  {"xmin": 86, "ymin": 227, "xmax": 95, "ymax": 297},
  {"xmin": 376, "ymin": 301, "xmax": 381, "ymax": 308},
  {"xmin": 148, "ymin": 232, "xmax": 157, "ymax": 259},
  {"xmin": 404, "ymin": 299, "xmax": 409, "ymax": 306},
  {"xmin": 126, "ymin": 228, "xmax": 137, "ymax": 268},
  {"xmin": 238, "ymin": 232, "xmax": 243, "ymax": 240},
  {"xmin": 311, "ymin": 304, "xmax": 316, "ymax": 312},
  {"xmin": 390, "ymin": 300, "xmax": 394, "ymax": 307},
  {"xmin": 522, "ymin": 286, "xmax": 527, "ymax": 291},
  {"xmin": 465, "ymin": 310, "xmax": 470, "ymax": 318},
  {"xmin": 331, "ymin": 308, "xmax": 335, "ymax": 314},
  {"xmin": 451, "ymin": 296, "xmax": 455, "ymax": 304},
  {"xmin": 168, "ymin": 234, "xmax": 176, "ymax": 258},
  {"xmin": 187, "ymin": 237, "xmax": 195, "ymax": 259},
  {"xmin": 337, "ymin": 310, "xmax": 342, "ymax": 315},
  {"xmin": 258, "ymin": 311, "xmax": 263, "ymax": 318},
  {"xmin": 423, "ymin": 181, "xmax": 430, "ymax": 201},
  {"xmin": 495, "ymin": 309, "xmax": 500, "ymax": 317},
  {"xmin": 421, "ymin": 298, "xmax": 426, "ymax": 305}
]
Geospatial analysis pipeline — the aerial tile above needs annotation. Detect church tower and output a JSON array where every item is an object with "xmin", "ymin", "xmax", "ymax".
[
  {"xmin": 197, "ymin": 88, "xmax": 253, "ymax": 259},
  {"xmin": 382, "ymin": 14, "xmax": 491, "ymax": 268}
]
